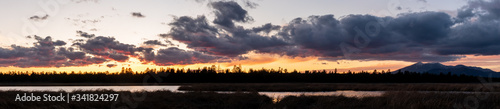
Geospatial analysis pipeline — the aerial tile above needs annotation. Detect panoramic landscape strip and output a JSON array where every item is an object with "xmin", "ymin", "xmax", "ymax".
[{"xmin": 2, "ymin": 0, "xmax": 500, "ymax": 108}]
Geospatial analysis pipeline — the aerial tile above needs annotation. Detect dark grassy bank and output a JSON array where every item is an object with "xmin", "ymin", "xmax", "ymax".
[
  {"xmin": 1, "ymin": 91, "xmax": 500, "ymax": 109},
  {"xmin": 275, "ymin": 91, "xmax": 500, "ymax": 109},
  {"xmin": 0, "ymin": 90, "xmax": 272, "ymax": 109},
  {"xmin": 179, "ymin": 83, "xmax": 500, "ymax": 92}
]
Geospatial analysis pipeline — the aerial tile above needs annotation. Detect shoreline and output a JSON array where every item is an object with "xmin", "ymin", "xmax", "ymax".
[
  {"xmin": 178, "ymin": 83, "xmax": 500, "ymax": 92},
  {"xmin": 1, "ymin": 83, "xmax": 499, "ymax": 92}
]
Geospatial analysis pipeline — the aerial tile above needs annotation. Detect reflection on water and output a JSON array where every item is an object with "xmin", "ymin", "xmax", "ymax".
[
  {"xmin": 3, "ymin": 85, "xmax": 498, "ymax": 103},
  {"xmin": 0, "ymin": 86, "xmax": 384, "ymax": 101},
  {"xmin": 0, "ymin": 86, "xmax": 180, "ymax": 92},
  {"xmin": 260, "ymin": 90, "xmax": 384, "ymax": 98},
  {"xmin": 259, "ymin": 91, "xmax": 384, "ymax": 103}
]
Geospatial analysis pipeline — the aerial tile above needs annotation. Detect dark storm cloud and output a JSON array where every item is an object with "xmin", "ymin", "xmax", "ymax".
[
  {"xmin": 54, "ymin": 40, "xmax": 67, "ymax": 46},
  {"xmin": 156, "ymin": 1, "xmax": 482, "ymax": 62},
  {"xmin": 140, "ymin": 47, "xmax": 220, "ymax": 66},
  {"xmin": 76, "ymin": 30, "xmax": 234, "ymax": 66},
  {"xmin": 0, "ymin": 36, "xmax": 107, "ymax": 68},
  {"xmin": 0, "ymin": 46, "xmax": 28, "ymax": 59},
  {"xmin": 467, "ymin": 0, "xmax": 500, "ymax": 21},
  {"xmin": 143, "ymin": 40, "xmax": 168, "ymax": 46},
  {"xmin": 281, "ymin": 15, "xmax": 346, "ymax": 52},
  {"xmin": 435, "ymin": 21, "xmax": 500, "ymax": 55},
  {"xmin": 276, "ymin": 12, "xmax": 461, "ymax": 62},
  {"xmin": 389, "ymin": 12, "xmax": 454, "ymax": 44},
  {"xmin": 73, "ymin": 31, "xmax": 222, "ymax": 66},
  {"xmin": 29, "ymin": 14, "xmax": 49, "ymax": 21},
  {"xmin": 455, "ymin": 0, "xmax": 500, "ymax": 22},
  {"xmin": 1, "ymin": 31, "xmax": 237, "ymax": 67},
  {"xmin": 338, "ymin": 15, "xmax": 395, "ymax": 48},
  {"xmin": 430, "ymin": 0, "xmax": 500, "ymax": 56},
  {"xmin": 455, "ymin": 7, "xmax": 474, "ymax": 23},
  {"xmin": 73, "ymin": 31, "xmax": 137, "ymax": 62},
  {"xmin": 57, "ymin": 47, "xmax": 86, "ymax": 60},
  {"xmin": 166, "ymin": 15, "xmax": 289, "ymax": 57},
  {"xmin": 252, "ymin": 23, "xmax": 281, "ymax": 34},
  {"xmin": 27, "ymin": 35, "xmax": 67, "ymax": 47},
  {"xmin": 210, "ymin": 1, "xmax": 253, "ymax": 28},
  {"xmin": 132, "ymin": 12, "xmax": 145, "ymax": 18},
  {"xmin": 137, "ymin": 47, "xmax": 155, "ymax": 63},
  {"xmin": 167, "ymin": 16, "xmax": 218, "ymax": 34},
  {"xmin": 7, "ymin": 0, "xmax": 500, "ymax": 67}
]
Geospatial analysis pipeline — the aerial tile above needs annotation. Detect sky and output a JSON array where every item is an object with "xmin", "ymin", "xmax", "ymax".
[{"xmin": 1, "ymin": 0, "xmax": 500, "ymax": 73}]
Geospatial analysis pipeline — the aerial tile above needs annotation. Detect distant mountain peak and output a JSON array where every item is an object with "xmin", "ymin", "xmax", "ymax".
[
  {"xmin": 410, "ymin": 62, "xmax": 443, "ymax": 66},
  {"xmin": 399, "ymin": 62, "xmax": 446, "ymax": 73},
  {"xmin": 396, "ymin": 62, "xmax": 499, "ymax": 77}
]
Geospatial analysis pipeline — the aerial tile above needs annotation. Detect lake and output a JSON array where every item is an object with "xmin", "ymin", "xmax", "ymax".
[
  {"xmin": 0, "ymin": 86, "xmax": 385, "ymax": 100},
  {"xmin": 4, "ymin": 85, "xmax": 498, "ymax": 102}
]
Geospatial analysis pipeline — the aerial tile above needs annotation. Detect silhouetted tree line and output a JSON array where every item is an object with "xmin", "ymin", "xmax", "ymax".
[{"xmin": 0, "ymin": 67, "xmax": 497, "ymax": 83}]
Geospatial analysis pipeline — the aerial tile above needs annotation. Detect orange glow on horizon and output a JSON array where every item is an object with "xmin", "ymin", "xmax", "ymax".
[{"xmin": 3, "ymin": 54, "xmax": 500, "ymax": 73}]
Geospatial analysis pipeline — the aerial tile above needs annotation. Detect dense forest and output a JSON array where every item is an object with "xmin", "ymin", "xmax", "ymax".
[{"xmin": 0, "ymin": 66, "xmax": 497, "ymax": 83}]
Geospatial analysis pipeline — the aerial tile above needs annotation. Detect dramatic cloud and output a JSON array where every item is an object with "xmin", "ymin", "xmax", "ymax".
[
  {"xmin": 278, "ymin": 15, "xmax": 347, "ymax": 56},
  {"xmin": 466, "ymin": 0, "xmax": 500, "ymax": 21},
  {"xmin": 455, "ymin": 7, "xmax": 474, "ymax": 23},
  {"xmin": 54, "ymin": 40, "xmax": 67, "ymax": 46},
  {"xmin": 163, "ymin": 1, "xmax": 486, "ymax": 62},
  {"xmin": 73, "ymin": 31, "xmax": 226, "ymax": 66},
  {"xmin": 389, "ymin": 12, "xmax": 454, "ymax": 44},
  {"xmin": 452, "ymin": 0, "xmax": 500, "ymax": 23},
  {"xmin": 6, "ymin": 0, "xmax": 500, "ymax": 68},
  {"xmin": 435, "ymin": 21, "xmax": 500, "ymax": 55},
  {"xmin": 0, "ymin": 36, "xmax": 106, "ymax": 68},
  {"xmin": 252, "ymin": 23, "xmax": 281, "ymax": 34},
  {"xmin": 277, "ymin": 12, "xmax": 461, "ymax": 62},
  {"xmin": 73, "ymin": 31, "xmax": 137, "ymax": 62},
  {"xmin": 143, "ymin": 40, "xmax": 173, "ymax": 46},
  {"xmin": 165, "ymin": 15, "xmax": 288, "ymax": 57},
  {"xmin": 132, "ymin": 12, "xmax": 145, "ymax": 18},
  {"xmin": 0, "ymin": 32, "xmax": 229, "ymax": 68},
  {"xmin": 433, "ymin": 0, "xmax": 500, "ymax": 56},
  {"xmin": 139, "ymin": 47, "xmax": 220, "ymax": 66},
  {"xmin": 57, "ymin": 47, "xmax": 86, "ymax": 60},
  {"xmin": 210, "ymin": 1, "xmax": 253, "ymax": 28}
]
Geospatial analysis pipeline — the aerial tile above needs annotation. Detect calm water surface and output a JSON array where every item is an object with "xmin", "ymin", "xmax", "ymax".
[
  {"xmin": 0, "ymin": 86, "xmax": 384, "ymax": 100},
  {"xmin": 3, "ymin": 86, "xmax": 496, "ymax": 101}
]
